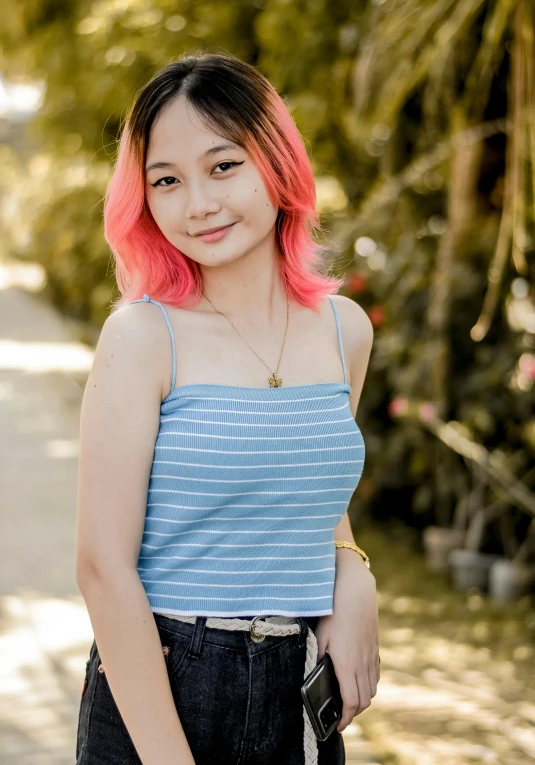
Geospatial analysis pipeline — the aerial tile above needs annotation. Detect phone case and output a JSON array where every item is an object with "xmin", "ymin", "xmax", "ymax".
[{"xmin": 300, "ymin": 652, "xmax": 343, "ymax": 742}]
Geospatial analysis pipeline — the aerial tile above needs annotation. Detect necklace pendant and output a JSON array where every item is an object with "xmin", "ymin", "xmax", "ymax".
[{"xmin": 268, "ymin": 372, "xmax": 283, "ymax": 388}]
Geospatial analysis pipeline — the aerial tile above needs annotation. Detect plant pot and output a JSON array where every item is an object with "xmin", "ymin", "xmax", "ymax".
[
  {"xmin": 423, "ymin": 526, "xmax": 466, "ymax": 573},
  {"xmin": 447, "ymin": 548, "xmax": 502, "ymax": 593},
  {"xmin": 488, "ymin": 559, "xmax": 535, "ymax": 602}
]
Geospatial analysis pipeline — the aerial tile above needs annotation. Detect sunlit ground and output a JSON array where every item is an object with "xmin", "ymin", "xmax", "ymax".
[
  {"xmin": 353, "ymin": 523, "xmax": 535, "ymax": 765},
  {"xmin": 0, "ymin": 593, "xmax": 93, "ymax": 761},
  {"xmin": 0, "ymin": 258, "xmax": 93, "ymax": 377},
  {"xmin": 0, "ymin": 256, "xmax": 97, "ymax": 763}
]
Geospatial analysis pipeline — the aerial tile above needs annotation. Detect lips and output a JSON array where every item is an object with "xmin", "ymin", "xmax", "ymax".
[
  {"xmin": 194, "ymin": 223, "xmax": 234, "ymax": 236},
  {"xmin": 195, "ymin": 222, "xmax": 236, "ymax": 243}
]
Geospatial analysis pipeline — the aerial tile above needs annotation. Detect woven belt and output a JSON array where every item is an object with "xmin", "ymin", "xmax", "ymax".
[{"xmin": 164, "ymin": 614, "xmax": 319, "ymax": 765}]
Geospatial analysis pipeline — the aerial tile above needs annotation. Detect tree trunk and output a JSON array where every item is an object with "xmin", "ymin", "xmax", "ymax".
[{"xmin": 426, "ymin": 113, "xmax": 483, "ymax": 526}]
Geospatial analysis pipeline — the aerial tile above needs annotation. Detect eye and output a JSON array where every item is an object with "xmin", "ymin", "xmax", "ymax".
[
  {"xmin": 151, "ymin": 176, "xmax": 178, "ymax": 188},
  {"xmin": 213, "ymin": 161, "xmax": 243, "ymax": 173},
  {"xmin": 150, "ymin": 161, "xmax": 243, "ymax": 188}
]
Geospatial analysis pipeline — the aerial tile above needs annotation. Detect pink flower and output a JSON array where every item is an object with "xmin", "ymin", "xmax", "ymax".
[
  {"xmin": 519, "ymin": 354, "xmax": 535, "ymax": 380},
  {"xmin": 419, "ymin": 402, "xmax": 436, "ymax": 422},
  {"xmin": 347, "ymin": 273, "xmax": 367, "ymax": 293},
  {"xmin": 368, "ymin": 305, "xmax": 385, "ymax": 327},
  {"xmin": 389, "ymin": 396, "xmax": 409, "ymax": 417}
]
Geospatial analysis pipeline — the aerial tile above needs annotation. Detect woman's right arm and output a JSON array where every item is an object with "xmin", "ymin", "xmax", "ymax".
[{"xmin": 75, "ymin": 304, "xmax": 196, "ymax": 765}]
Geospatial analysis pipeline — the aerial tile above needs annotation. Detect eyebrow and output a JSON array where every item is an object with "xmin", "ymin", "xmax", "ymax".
[{"xmin": 145, "ymin": 142, "xmax": 241, "ymax": 174}]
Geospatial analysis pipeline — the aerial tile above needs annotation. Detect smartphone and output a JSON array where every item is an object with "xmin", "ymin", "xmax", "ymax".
[{"xmin": 300, "ymin": 652, "xmax": 343, "ymax": 741}]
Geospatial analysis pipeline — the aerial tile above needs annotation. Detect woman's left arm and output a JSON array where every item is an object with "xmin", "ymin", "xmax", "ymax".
[{"xmin": 314, "ymin": 295, "xmax": 379, "ymax": 733}]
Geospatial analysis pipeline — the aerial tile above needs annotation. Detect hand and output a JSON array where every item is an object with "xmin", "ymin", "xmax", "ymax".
[{"xmin": 313, "ymin": 558, "xmax": 380, "ymax": 733}]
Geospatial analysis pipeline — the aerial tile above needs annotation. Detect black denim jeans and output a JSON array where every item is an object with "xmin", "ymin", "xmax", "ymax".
[{"xmin": 75, "ymin": 613, "xmax": 345, "ymax": 764}]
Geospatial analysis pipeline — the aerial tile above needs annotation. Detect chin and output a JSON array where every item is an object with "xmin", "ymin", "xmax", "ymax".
[
  {"xmin": 184, "ymin": 249, "xmax": 244, "ymax": 268},
  {"xmin": 209, "ymin": 251, "xmax": 249, "ymax": 267}
]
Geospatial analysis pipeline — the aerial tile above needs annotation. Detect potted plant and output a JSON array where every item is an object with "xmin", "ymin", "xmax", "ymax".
[
  {"xmin": 423, "ymin": 524, "xmax": 466, "ymax": 573},
  {"xmin": 447, "ymin": 501, "xmax": 505, "ymax": 592},
  {"xmin": 423, "ymin": 489, "xmax": 476, "ymax": 572},
  {"xmin": 489, "ymin": 519, "xmax": 535, "ymax": 601}
]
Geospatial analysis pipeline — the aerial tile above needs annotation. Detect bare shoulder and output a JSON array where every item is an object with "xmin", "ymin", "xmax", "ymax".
[
  {"xmin": 101, "ymin": 301, "xmax": 172, "ymax": 401},
  {"xmin": 107, "ymin": 298, "xmax": 170, "ymax": 343},
  {"xmin": 328, "ymin": 294, "xmax": 374, "ymax": 416},
  {"xmin": 329, "ymin": 294, "xmax": 374, "ymax": 354}
]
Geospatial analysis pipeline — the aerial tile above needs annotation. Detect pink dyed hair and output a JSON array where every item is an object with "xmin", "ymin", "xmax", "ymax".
[{"xmin": 104, "ymin": 52, "xmax": 345, "ymax": 313}]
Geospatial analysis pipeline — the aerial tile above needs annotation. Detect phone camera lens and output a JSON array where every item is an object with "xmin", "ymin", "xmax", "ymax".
[{"xmin": 319, "ymin": 698, "xmax": 339, "ymax": 729}]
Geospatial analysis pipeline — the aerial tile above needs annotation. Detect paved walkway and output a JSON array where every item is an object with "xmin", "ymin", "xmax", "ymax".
[{"xmin": 0, "ymin": 260, "xmax": 379, "ymax": 764}]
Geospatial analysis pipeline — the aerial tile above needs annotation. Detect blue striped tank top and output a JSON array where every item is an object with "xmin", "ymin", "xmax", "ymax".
[{"xmin": 127, "ymin": 293, "xmax": 365, "ymax": 617}]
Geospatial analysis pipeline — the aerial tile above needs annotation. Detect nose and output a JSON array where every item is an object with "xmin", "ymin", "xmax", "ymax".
[{"xmin": 184, "ymin": 179, "xmax": 221, "ymax": 220}]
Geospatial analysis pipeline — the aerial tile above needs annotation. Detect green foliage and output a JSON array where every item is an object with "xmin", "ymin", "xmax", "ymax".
[{"xmin": 33, "ymin": 185, "xmax": 115, "ymax": 325}]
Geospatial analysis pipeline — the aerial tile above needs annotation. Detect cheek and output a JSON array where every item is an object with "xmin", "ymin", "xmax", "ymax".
[
  {"xmin": 146, "ymin": 192, "xmax": 179, "ymax": 232},
  {"xmin": 233, "ymin": 179, "xmax": 277, "ymax": 221}
]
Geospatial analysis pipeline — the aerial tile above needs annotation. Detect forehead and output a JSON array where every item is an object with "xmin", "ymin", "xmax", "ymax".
[{"xmin": 147, "ymin": 96, "xmax": 236, "ymax": 159}]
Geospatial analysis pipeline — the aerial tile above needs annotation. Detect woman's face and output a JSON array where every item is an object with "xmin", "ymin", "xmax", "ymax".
[{"xmin": 144, "ymin": 96, "xmax": 279, "ymax": 268}]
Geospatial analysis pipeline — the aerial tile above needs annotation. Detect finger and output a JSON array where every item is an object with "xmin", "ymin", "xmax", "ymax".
[
  {"xmin": 368, "ymin": 664, "xmax": 377, "ymax": 699},
  {"xmin": 337, "ymin": 666, "xmax": 372, "ymax": 731},
  {"xmin": 335, "ymin": 668, "xmax": 360, "ymax": 732},
  {"xmin": 316, "ymin": 642, "xmax": 327, "ymax": 662},
  {"xmin": 355, "ymin": 666, "xmax": 372, "ymax": 715}
]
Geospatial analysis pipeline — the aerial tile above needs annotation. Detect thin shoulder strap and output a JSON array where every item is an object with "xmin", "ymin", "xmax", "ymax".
[
  {"xmin": 327, "ymin": 295, "xmax": 347, "ymax": 385},
  {"xmin": 125, "ymin": 293, "xmax": 177, "ymax": 395}
]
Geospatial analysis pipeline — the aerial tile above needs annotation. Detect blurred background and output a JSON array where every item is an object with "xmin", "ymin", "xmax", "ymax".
[{"xmin": 1, "ymin": 1, "xmax": 534, "ymax": 763}]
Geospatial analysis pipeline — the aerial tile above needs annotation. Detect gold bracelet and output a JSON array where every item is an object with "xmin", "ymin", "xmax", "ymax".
[{"xmin": 334, "ymin": 540, "xmax": 370, "ymax": 569}]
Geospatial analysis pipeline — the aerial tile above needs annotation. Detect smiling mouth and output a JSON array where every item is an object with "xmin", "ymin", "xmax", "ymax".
[
  {"xmin": 195, "ymin": 223, "xmax": 234, "ymax": 236},
  {"xmin": 195, "ymin": 222, "xmax": 237, "ymax": 241}
]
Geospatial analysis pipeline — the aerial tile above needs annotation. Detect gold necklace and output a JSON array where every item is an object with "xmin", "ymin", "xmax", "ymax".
[{"xmin": 201, "ymin": 291, "xmax": 290, "ymax": 387}]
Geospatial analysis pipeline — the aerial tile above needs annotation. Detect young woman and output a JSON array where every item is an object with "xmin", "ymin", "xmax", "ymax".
[{"xmin": 75, "ymin": 51, "xmax": 379, "ymax": 765}]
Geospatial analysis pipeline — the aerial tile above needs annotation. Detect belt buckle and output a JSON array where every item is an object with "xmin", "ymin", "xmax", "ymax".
[{"xmin": 249, "ymin": 616, "xmax": 266, "ymax": 643}]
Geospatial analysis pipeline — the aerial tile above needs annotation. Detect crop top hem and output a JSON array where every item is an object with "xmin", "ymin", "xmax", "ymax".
[{"xmin": 152, "ymin": 607, "xmax": 334, "ymax": 618}]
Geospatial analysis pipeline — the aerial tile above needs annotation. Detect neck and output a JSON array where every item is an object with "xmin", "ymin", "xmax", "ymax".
[{"xmin": 198, "ymin": 239, "xmax": 287, "ymax": 331}]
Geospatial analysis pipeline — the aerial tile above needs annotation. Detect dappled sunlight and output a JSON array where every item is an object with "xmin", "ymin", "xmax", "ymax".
[
  {"xmin": 0, "ymin": 259, "xmax": 46, "ymax": 292},
  {"xmin": 0, "ymin": 592, "xmax": 93, "ymax": 760},
  {"xmin": 364, "ymin": 643, "xmax": 535, "ymax": 763},
  {"xmin": 354, "ymin": 526, "xmax": 535, "ymax": 764},
  {"xmin": 365, "ymin": 727, "xmax": 501, "ymax": 765},
  {"xmin": 0, "ymin": 261, "xmax": 94, "ymax": 421},
  {"xmin": 0, "ymin": 340, "xmax": 94, "ymax": 374},
  {"xmin": 0, "ymin": 375, "xmax": 80, "ymax": 457},
  {"xmin": 46, "ymin": 439, "xmax": 79, "ymax": 459}
]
